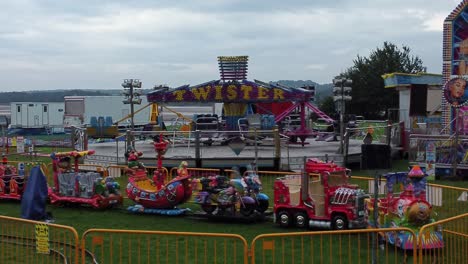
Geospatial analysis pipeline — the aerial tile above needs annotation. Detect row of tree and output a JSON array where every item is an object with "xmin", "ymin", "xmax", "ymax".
[{"xmin": 319, "ymin": 41, "xmax": 427, "ymax": 120}]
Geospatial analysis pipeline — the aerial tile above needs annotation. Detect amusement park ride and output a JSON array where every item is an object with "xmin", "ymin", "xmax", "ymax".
[
  {"xmin": 0, "ymin": 163, "xmax": 24, "ymax": 200},
  {"xmin": 274, "ymin": 158, "xmax": 368, "ymax": 230},
  {"xmin": 145, "ymin": 56, "xmax": 335, "ymax": 146},
  {"xmin": 126, "ymin": 134, "xmax": 193, "ymax": 215},
  {"xmin": 193, "ymin": 164, "xmax": 270, "ymax": 218},
  {"xmin": 48, "ymin": 150, "xmax": 123, "ymax": 209},
  {"xmin": 366, "ymin": 165, "xmax": 443, "ymax": 250}
]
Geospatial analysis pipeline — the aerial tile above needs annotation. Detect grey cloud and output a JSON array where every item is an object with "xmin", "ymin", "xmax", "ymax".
[{"xmin": 0, "ymin": 0, "xmax": 458, "ymax": 91}]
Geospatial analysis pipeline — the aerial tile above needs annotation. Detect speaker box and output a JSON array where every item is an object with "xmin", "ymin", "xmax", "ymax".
[{"xmin": 361, "ymin": 144, "xmax": 391, "ymax": 170}]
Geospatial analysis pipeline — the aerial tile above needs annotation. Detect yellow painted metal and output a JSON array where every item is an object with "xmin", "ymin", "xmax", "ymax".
[{"xmin": 0, "ymin": 215, "xmax": 80, "ymax": 264}]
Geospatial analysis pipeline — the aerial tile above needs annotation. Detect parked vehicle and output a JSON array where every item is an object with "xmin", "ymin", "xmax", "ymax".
[{"xmin": 274, "ymin": 158, "xmax": 368, "ymax": 230}]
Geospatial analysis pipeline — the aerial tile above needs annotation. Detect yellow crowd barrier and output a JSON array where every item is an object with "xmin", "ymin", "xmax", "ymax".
[
  {"xmin": 0, "ymin": 213, "xmax": 466, "ymax": 264},
  {"xmin": 0, "ymin": 215, "xmax": 80, "ymax": 264},
  {"xmin": 251, "ymin": 228, "xmax": 418, "ymax": 264},
  {"xmin": 81, "ymin": 229, "xmax": 249, "ymax": 264},
  {"xmin": 169, "ymin": 167, "xmax": 220, "ymax": 179},
  {"xmin": 418, "ymin": 213, "xmax": 468, "ymax": 264}
]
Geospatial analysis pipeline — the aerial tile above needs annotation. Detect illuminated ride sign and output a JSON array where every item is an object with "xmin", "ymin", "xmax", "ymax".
[{"xmin": 146, "ymin": 80, "xmax": 313, "ymax": 103}]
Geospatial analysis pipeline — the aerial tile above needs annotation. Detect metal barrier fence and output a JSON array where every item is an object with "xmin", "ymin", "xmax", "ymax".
[
  {"xmin": 169, "ymin": 167, "xmax": 220, "ymax": 179},
  {"xmin": 352, "ymin": 176, "xmax": 468, "ymax": 219},
  {"xmin": 0, "ymin": 214, "xmax": 465, "ymax": 264},
  {"xmin": 0, "ymin": 215, "xmax": 80, "ymax": 264},
  {"xmin": 418, "ymin": 213, "xmax": 468, "ymax": 264},
  {"xmin": 81, "ymin": 229, "xmax": 249, "ymax": 264},
  {"xmin": 251, "ymin": 228, "xmax": 417, "ymax": 264},
  {"xmin": 408, "ymin": 134, "xmax": 468, "ymax": 178}
]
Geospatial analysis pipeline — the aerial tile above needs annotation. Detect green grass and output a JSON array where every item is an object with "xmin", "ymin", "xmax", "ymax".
[{"xmin": 1, "ymin": 153, "xmax": 466, "ymax": 263}]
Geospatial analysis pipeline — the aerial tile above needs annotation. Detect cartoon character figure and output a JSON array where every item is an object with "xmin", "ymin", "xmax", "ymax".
[
  {"xmin": 177, "ymin": 161, "xmax": 189, "ymax": 177},
  {"xmin": 9, "ymin": 178, "xmax": 18, "ymax": 195},
  {"xmin": 57, "ymin": 157, "xmax": 72, "ymax": 172},
  {"xmin": 126, "ymin": 148, "xmax": 144, "ymax": 169}
]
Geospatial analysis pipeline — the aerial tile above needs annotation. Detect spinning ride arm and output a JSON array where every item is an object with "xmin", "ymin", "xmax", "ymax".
[
  {"xmin": 113, "ymin": 103, "xmax": 153, "ymax": 125},
  {"xmin": 160, "ymin": 105, "xmax": 193, "ymax": 123}
]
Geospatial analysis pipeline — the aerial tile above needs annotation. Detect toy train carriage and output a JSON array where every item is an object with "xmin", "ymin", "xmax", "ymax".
[
  {"xmin": 365, "ymin": 168, "xmax": 443, "ymax": 250},
  {"xmin": 49, "ymin": 150, "xmax": 123, "ymax": 209},
  {"xmin": 0, "ymin": 164, "xmax": 25, "ymax": 200}
]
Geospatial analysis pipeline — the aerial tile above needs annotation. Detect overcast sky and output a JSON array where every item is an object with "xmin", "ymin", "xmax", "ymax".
[{"xmin": 0, "ymin": 0, "xmax": 461, "ymax": 91}]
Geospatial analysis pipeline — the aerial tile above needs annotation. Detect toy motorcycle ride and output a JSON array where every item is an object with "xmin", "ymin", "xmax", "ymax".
[
  {"xmin": 240, "ymin": 171, "xmax": 269, "ymax": 213},
  {"xmin": 194, "ymin": 173, "xmax": 268, "ymax": 217}
]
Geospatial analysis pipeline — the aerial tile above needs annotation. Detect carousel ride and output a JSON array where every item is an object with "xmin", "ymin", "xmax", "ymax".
[{"xmin": 126, "ymin": 134, "xmax": 193, "ymax": 215}]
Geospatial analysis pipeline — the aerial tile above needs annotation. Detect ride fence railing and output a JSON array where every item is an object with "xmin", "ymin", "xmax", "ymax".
[
  {"xmin": 351, "ymin": 176, "xmax": 468, "ymax": 219},
  {"xmin": 344, "ymin": 120, "xmax": 402, "ymax": 146},
  {"xmin": 418, "ymin": 213, "xmax": 468, "ymax": 264},
  {"xmin": 129, "ymin": 129, "xmax": 282, "ymax": 161},
  {"xmin": 81, "ymin": 229, "xmax": 249, "ymax": 264},
  {"xmin": 0, "ymin": 215, "xmax": 80, "ymax": 264},
  {"xmin": 408, "ymin": 134, "xmax": 468, "ymax": 178},
  {"xmin": 0, "ymin": 214, "xmax": 466, "ymax": 264}
]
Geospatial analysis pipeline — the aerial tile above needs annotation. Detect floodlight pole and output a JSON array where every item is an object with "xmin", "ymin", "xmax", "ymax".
[
  {"xmin": 340, "ymin": 81, "xmax": 345, "ymax": 154},
  {"xmin": 333, "ymin": 78, "xmax": 352, "ymax": 155},
  {"xmin": 122, "ymin": 79, "xmax": 142, "ymax": 148}
]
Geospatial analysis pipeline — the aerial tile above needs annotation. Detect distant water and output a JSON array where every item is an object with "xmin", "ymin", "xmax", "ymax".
[{"xmin": 0, "ymin": 104, "xmax": 9, "ymax": 116}]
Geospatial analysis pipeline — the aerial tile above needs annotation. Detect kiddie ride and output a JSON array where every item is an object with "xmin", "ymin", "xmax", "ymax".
[
  {"xmin": 126, "ymin": 136, "xmax": 193, "ymax": 216},
  {"xmin": 48, "ymin": 150, "xmax": 123, "ymax": 209},
  {"xmin": 274, "ymin": 159, "xmax": 368, "ymax": 230},
  {"xmin": 366, "ymin": 166, "xmax": 443, "ymax": 250},
  {"xmin": 193, "ymin": 166, "xmax": 270, "ymax": 219},
  {"xmin": 0, "ymin": 164, "xmax": 25, "ymax": 200}
]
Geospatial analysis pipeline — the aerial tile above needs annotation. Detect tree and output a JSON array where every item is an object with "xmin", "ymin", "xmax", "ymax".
[
  {"xmin": 318, "ymin": 96, "xmax": 336, "ymax": 117},
  {"xmin": 341, "ymin": 42, "xmax": 426, "ymax": 119}
]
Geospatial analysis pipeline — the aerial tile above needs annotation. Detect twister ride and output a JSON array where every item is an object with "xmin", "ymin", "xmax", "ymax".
[
  {"xmin": 365, "ymin": 165, "xmax": 443, "ymax": 250},
  {"xmin": 146, "ymin": 56, "xmax": 335, "ymax": 146},
  {"xmin": 48, "ymin": 150, "xmax": 123, "ymax": 209},
  {"xmin": 126, "ymin": 134, "xmax": 193, "ymax": 215}
]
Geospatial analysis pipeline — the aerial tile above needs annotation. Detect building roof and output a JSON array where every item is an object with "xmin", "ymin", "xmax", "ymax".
[{"xmin": 381, "ymin": 72, "xmax": 443, "ymax": 89}]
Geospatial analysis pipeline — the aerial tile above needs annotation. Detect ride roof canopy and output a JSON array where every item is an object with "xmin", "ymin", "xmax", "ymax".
[{"xmin": 146, "ymin": 80, "xmax": 314, "ymax": 104}]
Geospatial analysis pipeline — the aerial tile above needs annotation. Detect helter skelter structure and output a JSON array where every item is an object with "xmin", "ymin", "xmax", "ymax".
[{"xmin": 146, "ymin": 56, "xmax": 333, "ymax": 145}]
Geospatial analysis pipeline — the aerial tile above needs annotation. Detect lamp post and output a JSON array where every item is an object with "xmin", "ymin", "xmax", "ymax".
[
  {"xmin": 122, "ymin": 79, "xmax": 142, "ymax": 147},
  {"xmin": 333, "ymin": 78, "xmax": 353, "ymax": 155}
]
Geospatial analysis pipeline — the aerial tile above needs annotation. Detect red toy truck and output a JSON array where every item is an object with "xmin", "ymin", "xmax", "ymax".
[{"xmin": 274, "ymin": 158, "xmax": 368, "ymax": 230}]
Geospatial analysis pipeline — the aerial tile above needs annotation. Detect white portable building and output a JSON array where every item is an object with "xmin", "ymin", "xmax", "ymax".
[{"xmin": 10, "ymin": 102, "xmax": 65, "ymax": 129}]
